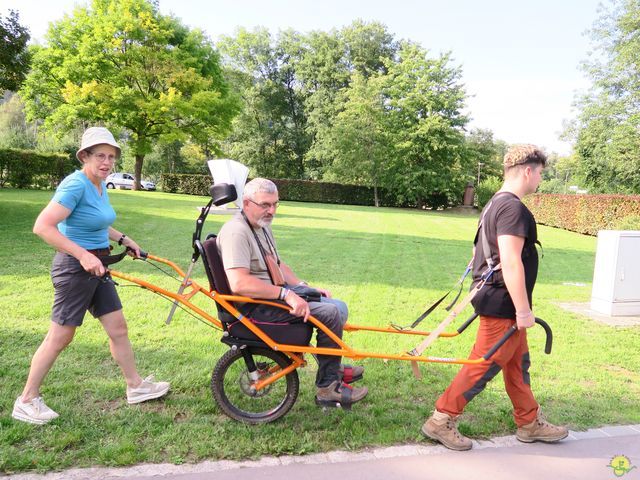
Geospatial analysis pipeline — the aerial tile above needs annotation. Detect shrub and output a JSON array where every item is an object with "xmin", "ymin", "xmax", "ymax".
[
  {"xmin": 160, "ymin": 174, "xmax": 469, "ymax": 209},
  {"xmin": 525, "ymin": 194, "xmax": 640, "ymax": 235},
  {"xmin": 159, "ymin": 173, "xmax": 212, "ymax": 196},
  {"xmin": 160, "ymin": 174, "xmax": 398, "ymax": 207},
  {"xmin": 615, "ymin": 215, "xmax": 640, "ymax": 231},
  {"xmin": 476, "ymin": 176, "xmax": 502, "ymax": 208},
  {"xmin": 0, "ymin": 148, "xmax": 74, "ymax": 189}
]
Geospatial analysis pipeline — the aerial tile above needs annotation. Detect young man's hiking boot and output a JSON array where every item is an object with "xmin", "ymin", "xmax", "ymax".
[
  {"xmin": 421, "ymin": 410, "xmax": 472, "ymax": 451},
  {"xmin": 516, "ymin": 407, "xmax": 568, "ymax": 443},
  {"xmin": 315, "ymin": 380, "xmax": 367, "ymax": 409}
]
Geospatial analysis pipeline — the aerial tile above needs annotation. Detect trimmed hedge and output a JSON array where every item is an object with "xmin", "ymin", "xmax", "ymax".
[
  {"xmin": 160, "ymin": 174, "xmax": 399, "ymax": 207},
  {"xmin": 160, "ymin": 173, "xmax": 212, "ymax": 197},
  {"xmin": 0, "ymin": 148, "xmax": 75, "ymax": 189},
  {"xmin": 271, "ymin": 179, "xmax": 397, "ymax": 206},
  {"xmin": 525, "ymin": 194, "xmax": 640, "ymax": 236}
]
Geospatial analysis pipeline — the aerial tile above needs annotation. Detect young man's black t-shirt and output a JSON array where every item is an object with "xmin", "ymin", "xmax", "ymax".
[{"xmin": 470, "ymin": 192, "xmax": 539, "ymax": 319}]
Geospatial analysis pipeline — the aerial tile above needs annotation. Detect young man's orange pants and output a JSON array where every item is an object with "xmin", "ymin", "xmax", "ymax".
[{"xmin": 435, "ymin": 315, "xmax": 539, "ymax": 427}]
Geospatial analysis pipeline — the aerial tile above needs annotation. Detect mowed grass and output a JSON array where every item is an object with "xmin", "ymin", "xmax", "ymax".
[{"xmin": 1, "ymin": 188, "xmax": 639, "ymax": 473}]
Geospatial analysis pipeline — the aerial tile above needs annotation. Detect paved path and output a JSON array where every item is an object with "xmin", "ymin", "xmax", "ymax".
[{"xmin": 8, "ymin": 425, "xmax": 640, "ymax": 480}]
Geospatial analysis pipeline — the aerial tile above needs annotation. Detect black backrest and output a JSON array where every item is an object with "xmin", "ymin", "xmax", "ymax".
[{"xmin": 200, "ymin": 235, "xmax": 232, "ymax": 295}]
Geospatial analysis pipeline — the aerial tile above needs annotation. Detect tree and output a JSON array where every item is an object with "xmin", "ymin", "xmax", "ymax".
[
  {"xmin": 0, "ymin": 92, "xmax": 37, "ymax": 149},
  {"xmin": 568, "ymin": 0, "xmax": 640, "ymax": 193},
  {"xmin": 20, "ymin": 0, "xmax": 238, "ymax": 189},
  {"xmin": 341, "ymin": 20, "xmax": 397, "ymax": 78},
  {"xmin": 303, "ymin": 21, "xmax": 398, "ymax": 178},
  {"xmin": 0, "ymin": 10, "xmax": 31, "ymax": 92},
  {"xmin": 317, "ymin": 72, "xmax": 390, "ymax": 206},
  {"xmin": 464, "ymin": 128, "xmax": 506, "ymax": 186},
  {"xmin": 218, "ymin": 27, "xmax": 310, "ymax": 178},
  {"xmin": 382, "ymin": 42, "xmax": 469, "ymax": 208}
]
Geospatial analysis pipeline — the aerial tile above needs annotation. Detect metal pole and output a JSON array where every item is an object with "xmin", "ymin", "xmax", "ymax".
[{"xmin": 477, "ymin": 162, "xmax": 484, "ymax": 187}]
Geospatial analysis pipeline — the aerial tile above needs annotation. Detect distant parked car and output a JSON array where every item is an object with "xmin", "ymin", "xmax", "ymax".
[{"xmin": 105, "ymin": 172, "xmax": 156, "ymax": 191}]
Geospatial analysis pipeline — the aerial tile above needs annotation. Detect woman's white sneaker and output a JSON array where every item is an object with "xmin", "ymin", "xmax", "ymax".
[
  {"xmin": 126, "ymin": 375, "xmax": 170, "ymax": 404},
  {"xmin": 12, "ymin": 396, "xmax": 59, "ymax": 425}
]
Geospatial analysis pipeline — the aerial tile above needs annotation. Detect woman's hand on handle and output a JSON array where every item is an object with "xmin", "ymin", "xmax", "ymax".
[
  {"xmin": 122, "ymin": 237, "xmax": 142, "ymax": 258},
  {"xmin": 80, "ymin": 251, "xmax": 106, "ymax": 276}
]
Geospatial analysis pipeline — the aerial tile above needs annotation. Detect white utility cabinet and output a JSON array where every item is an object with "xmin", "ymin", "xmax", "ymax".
[{"xmin": 591, "ymin": 230, "xmax": 640, "ymax": 316}]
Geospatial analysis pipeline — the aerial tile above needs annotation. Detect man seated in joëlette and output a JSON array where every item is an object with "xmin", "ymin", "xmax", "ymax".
[{"xmin": 216, "ymin": 178, "xmax": 367, "ymax": 406}]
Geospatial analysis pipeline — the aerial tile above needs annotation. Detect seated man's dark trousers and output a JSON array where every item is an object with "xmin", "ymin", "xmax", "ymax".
[{"xmin": 240, "ymin": 301, "xmax": 343, "ymax": 387}]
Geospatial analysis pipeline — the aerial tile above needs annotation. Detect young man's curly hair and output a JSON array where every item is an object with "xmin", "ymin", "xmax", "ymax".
[{"xmin": 503, "ymin": 144, "xmax": 547, "ymax": 176}]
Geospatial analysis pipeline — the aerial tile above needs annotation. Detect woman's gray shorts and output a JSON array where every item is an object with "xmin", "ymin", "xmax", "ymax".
[{"xmin": 50, "ymin": 252, "xmax": 122, "ymax": 326}]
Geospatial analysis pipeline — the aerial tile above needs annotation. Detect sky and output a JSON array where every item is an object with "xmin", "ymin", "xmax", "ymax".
[{"xmin": 2, "ymin": 0, "xmax": 605, "ymax": 155}]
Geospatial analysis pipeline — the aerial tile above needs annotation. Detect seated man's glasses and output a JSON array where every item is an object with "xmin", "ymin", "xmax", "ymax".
[{"xmin": 248, "ymin": 199, "xmax": 279, "ymax": 210}]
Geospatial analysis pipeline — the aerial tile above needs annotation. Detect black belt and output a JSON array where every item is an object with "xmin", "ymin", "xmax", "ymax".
[{"xmin": 87, "ymin": 247, "xmax": 112, "ymax": 256}]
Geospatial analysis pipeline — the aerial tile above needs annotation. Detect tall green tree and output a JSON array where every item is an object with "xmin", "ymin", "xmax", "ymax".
[
  {"xmin": 341, "ymin": 20, "xmax": 397, "ymax": 77},
  {"xmin": 298, "ymin": 29, "xmax": 351, "ymax": 178},
  {"xmin": 0, "ymin": 92, "xmax": 37, "ymax": 149},
  {"xmin": 20, "ymin": 0, "xmax": 238, "ymax": 188},
  {"xmin": 318, "ymin": 72, "xmax": 390, "ymax": 206},
  {"xmin": 303, "ymin": 21, "xmax": 398, "ymax": 178},
  {"xmin": 218, "ymin": 28, "xmax": 309, "ymax": 178},
  {"xmin": 569, "ymin": 0, "xmax": 640, "ymax": 193},
  {"xmin": 0, "ymin": 10, "xmax": 31, "ymax": 92},
  {"xmin": 464, "ymin": 128, "xmax": 506, "ymax": 186},
  {"xmin": 383, "ymin": 42, "xmax": 469, "ymax": 207}
]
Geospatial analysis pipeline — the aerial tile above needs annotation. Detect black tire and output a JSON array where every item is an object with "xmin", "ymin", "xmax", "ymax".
[
  {"xmin": 211, "ymin": 347, "xmax": 299, "ymax": 424},
  {"xmin": 106, "ymin": 182, "xmax": 115, "ymax": 189}
]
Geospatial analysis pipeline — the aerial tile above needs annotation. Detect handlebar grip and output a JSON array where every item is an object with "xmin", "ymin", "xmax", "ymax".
[
  {"xmin": 456, "ymin": 311, "xmax": 479, "ymax": 334},
  {"xmin": 534, "ymin": 317, "xmax": 553, "ymax": 354},
  {"xmin": 482, "ymin": 317, "xmax": 554, "ymax": 360},
  {"xmin": 125, "ymin": 246, "xmax": 148, "ymax": 260}
]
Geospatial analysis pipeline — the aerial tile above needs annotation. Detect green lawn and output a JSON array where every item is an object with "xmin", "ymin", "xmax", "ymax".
[{"xmin": 1, "ymin": 188, "xmax": 638, "ymax": 473}]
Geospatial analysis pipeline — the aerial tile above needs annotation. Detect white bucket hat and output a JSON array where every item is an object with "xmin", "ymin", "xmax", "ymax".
[{"xmin": 76, "ymin": 127, "xmax": 121, "ymax": 161}]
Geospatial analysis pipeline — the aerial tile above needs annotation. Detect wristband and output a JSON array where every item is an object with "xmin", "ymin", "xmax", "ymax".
[
  {"xmin": 118, "ymin": 234, "xmax": 127, "ymax": 246},
  {"xmin": 298, "ymin": 281, "xmax": 308, "ymax": 286}
]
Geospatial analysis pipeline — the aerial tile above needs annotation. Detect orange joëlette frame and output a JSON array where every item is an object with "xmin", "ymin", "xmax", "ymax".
[{"xmin": 109, "ymin": 253, "xmax": 493, "ymax": 391}]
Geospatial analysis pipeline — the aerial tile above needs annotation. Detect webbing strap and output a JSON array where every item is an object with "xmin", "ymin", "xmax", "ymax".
[
  {"xmin": 395, "ymin": 260, "xmax": 473, "ymax": 332},
  {"xmin": 478, "ymin": 192, "xmax": 510, "ymax": 274},
  {"xmin": 407, "ymin": 262, "xmax": 500, "ymax": 365}
]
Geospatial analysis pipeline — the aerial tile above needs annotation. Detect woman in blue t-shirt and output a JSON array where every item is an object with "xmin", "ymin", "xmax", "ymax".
[{"xmin": 12, "ymin": 127, "xmax": 170, "ymax": 425}]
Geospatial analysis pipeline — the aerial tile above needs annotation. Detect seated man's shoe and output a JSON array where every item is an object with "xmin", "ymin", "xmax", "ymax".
[
  {"xmin": 316, "ymin": 380, "xmax": 368, "ymax": 409},
  {"xmin": 421, "ymin": 410, "xmax": 472, "ymax": 451},
  {"xmin": 12, "ymin": 396, "xmax": 59, "ymax": 425},
  {"xmin": 516, "ymin": 407, "xmax": 568, "ymax": 443},
  {"xmin": 127, "ymin": 375, "xmax": 170, "ymax": 404},
  {"xmin": 339, "ymin": 364, "xmax": 364, "ymax": 384}
]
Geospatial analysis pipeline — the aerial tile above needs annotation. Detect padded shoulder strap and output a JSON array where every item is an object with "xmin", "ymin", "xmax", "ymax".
[{"xmin": 477, "ymin": 192, "xmax": 512, "ymax": 271}]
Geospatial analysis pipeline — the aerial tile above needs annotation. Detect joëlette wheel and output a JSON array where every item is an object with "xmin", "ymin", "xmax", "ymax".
[{"xmin": 211, "ymin": 347, "xmax": 299, "ymax": 424}]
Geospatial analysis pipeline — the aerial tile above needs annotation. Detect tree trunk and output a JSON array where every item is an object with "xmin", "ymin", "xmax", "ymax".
[
  {"xmin": 374, "ymin": 185, "xmax": 379, "ymax": 207},
  {"xmin": 134, "ymin": 154, "xmax": 144, "ymax": 190}
]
